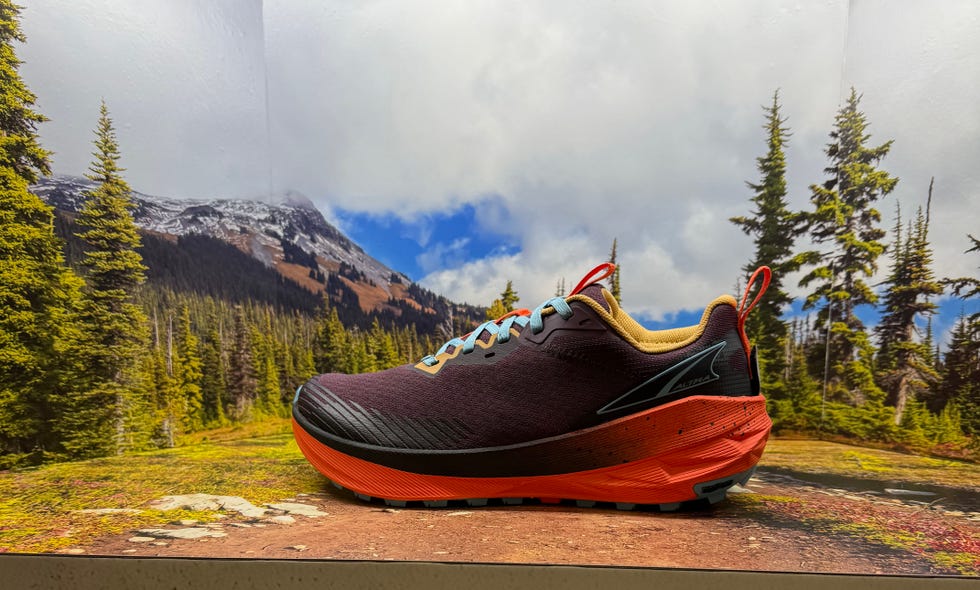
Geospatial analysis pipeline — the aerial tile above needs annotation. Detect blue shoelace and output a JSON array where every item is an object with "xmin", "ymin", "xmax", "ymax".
[{"xmin": 420, "ymin": 296, "xmax": 574, "ymax": 367}]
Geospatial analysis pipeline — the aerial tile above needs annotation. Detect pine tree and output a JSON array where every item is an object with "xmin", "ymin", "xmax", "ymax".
[
  {"xmin": 199, "ymin": 319, "xmax": 228, "ymax": 426},
  {"xmin": 730, "ymin": 90, "xmax": 803, "ymax": 381},
  {"xmin": 608, "ymin": 239, "xmax": 621, "ymax": 304},
  {"xmin": 554, "ymin": 277, "xmax": 566, "ymax": 297},
  {"xmin": 875, "ymin": 188, "xmax": 942, "ymax": 424},
  {"xmin": 0, "ymin": 1, "xmax": 84, "ymax": 466},
  {"xmin": 146, "ymin": 309, "xmax": 176, "ymax": 446},
  {"xmin": 349, "ymin": 332, "xmax": 374, "ymax": 374},
  {"xmin": 369, "ymin": 319, "xmax": 400, "ymax": 370},
  {"xmin": 0, "ymin": 1, "xmax": 51, "ymax": 184},
  {"xmin": 57, "ymin": 102, "xmax": 150, "ymax": 457},
  {"xmin": 174, "ymin": 305, "xmax": 204, "ymax": 432},
  {"xmin": 290, "ymin": 314, "xmax": 317, "ymax": 388},
  {"xmin": 253, "ymin": 325, "xmax": 281, "ymax": 417},
  {"xmin": 0, "ymin": 169, "xmax": 85, "ymax": 463},
  {"xmin": 227, "ymin": 306, "xmax": 256, "ymax": 420},
  {"xmin": 315, "ymin": 302, "xmax": 349, "ymax": 374},
  {"xmin": 940, "ymin": 315, "xmax": 980, "ymax": 435},
  {"xmin": 486, "ymin": 281, "xmax": 519, "ymax": 320},
  {"xmin": 796, "ymin": 88, "xmax": 898, "ymax": 400},
  {"xmin": 938, "ymin": 235, "xmax": 980, "ymax": 434}
]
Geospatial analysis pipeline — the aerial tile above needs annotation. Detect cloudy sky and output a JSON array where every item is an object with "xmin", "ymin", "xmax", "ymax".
[{"xmin": 18, "ymin": 0, "xmax": 979, "ymax": 337}]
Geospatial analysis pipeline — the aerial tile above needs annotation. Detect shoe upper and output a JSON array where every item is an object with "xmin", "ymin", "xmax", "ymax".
[{"xmin": 294, "ymin": 280, "xmax": 757, "ymax": 452}]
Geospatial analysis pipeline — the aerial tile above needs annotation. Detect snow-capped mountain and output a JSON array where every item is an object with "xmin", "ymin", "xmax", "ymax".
[{"xmin": 33, "ymin": 175, "xmax": 409, "ymax": 297}]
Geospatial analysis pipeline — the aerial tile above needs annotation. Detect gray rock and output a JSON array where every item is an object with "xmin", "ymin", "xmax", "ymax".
[
  {"xmin": 267, "ymin": 515, "xmax": 296, "ymax": 525},
  {"xmin": 266, "ymin": 502, "xmax": 329, "ymax": 517},
  {"xmin": 127, "ymin": 537, "xmax": 156, "ymax": 543},
  {"xmin": 137, "ymin": 527, "xmax": 227, "ymax": 539},
  {"xmin": 148, "ymin": 494, "xmax": 267, "ymax": 518}
]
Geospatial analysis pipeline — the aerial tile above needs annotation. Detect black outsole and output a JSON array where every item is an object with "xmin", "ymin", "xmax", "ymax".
[{"xmin": 322, "ymin": 467, "xmax": 756, "ymax": 513}]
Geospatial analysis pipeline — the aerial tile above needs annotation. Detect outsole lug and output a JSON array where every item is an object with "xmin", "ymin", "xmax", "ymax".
[
  {"xmin": 354, "ymin": 492, "xmax": 372, "ymax": 502},
  {"xmin": 658, "ymin": 502, "xmax": 681, "ymax": 512},
  {"xmin": 423, "ymin": 500, "xmax": 448, "ymax": 508},
  {"xmin": 501, "ymin": 497, "xmax": 523, "ymax": 505},
  {"xmin": 330, "ymin": 480, "xmax": 344, "ymax": 490},
  {"xmin": 466, "ymin": 498, "xmax": 489, "ymax": 507},
  {"xmin": 705, "ymin": 491, "xmax": 727, "ymax": 505},
  {"xmin": 575, "ymin": 500, "xmax": 596, "ymax": 508},
  {"xmin": 615, "ymin": 502, "xmax": 637, "ymax": 511},
  {"xmin": 385, "ymin": 499, "xmax": 408, "ymax": 507}
]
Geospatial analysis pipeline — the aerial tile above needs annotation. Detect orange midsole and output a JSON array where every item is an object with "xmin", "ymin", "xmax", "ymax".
[{"xmin": 293, "ymin": 395, "xmax": 771, "ymax": 504}]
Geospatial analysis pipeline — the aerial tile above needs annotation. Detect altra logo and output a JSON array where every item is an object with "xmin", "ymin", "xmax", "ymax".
[{"xmin": 596, "ymin": 341, "xmax": 726, "ymax": 415}]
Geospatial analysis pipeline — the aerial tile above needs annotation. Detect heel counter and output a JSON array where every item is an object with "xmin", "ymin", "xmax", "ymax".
[{"xmin": 749, "ymin": 346, "xmax": 761, "ymax": 396}]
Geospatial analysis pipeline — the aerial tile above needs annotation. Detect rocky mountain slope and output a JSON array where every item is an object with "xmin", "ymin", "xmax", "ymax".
[{"xmin": 33, "ymin": 175, "xmax": 479, "ymax": 333}]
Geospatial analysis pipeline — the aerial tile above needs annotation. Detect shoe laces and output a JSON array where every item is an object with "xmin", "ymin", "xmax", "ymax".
[{"xmin": 420, "ymin": 263, "xmax": 615, "ymax": 367}]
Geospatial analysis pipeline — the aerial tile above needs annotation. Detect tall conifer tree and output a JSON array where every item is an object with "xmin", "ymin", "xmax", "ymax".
[
  {"xmin": 486, "ymin": 281, "xmax": 519, "ymax": 320},
  {"xmin": 227, "ymin": 306, "xmax": 256, "ymax": 419},
  {"xmin": 0, "ymin": 1, "xmax": 85, "ymax": 464},
  {"xmin": 315, "ymin": 302, "xmax": 349, "ymax": 374},
  {"xmin": 730, "ymin": 90, "xmax": 803, "ymax": 382},
  {"xmin": 64, "ymin": 101, "xmax": 150, "ymax": 457},
  {"xmin": 0, "ymin": 1, "xmax": 50, "ymax": 183},
  {"xmin": 174, "ymin": 305, "xmax": 204, "ymax": 432},
  {"xmin": 796, "ymin": 88, "xmax": 897, "ymax": 400},
  {"xmin": 200, "ymin": 319, "xmax": 228, "ymax": 426},
  {"xmin": 940, "ymin": 315, "xmax": 980, "ymax": 435},
  {"xmin": 876, "ymin": 190, "xmax": 942, "ymax": 424}
]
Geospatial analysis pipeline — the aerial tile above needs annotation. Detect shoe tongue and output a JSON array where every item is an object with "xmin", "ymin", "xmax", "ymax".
[{"xmin": 572, "ymin": 283, "xmax": 611, "ymax": 312}]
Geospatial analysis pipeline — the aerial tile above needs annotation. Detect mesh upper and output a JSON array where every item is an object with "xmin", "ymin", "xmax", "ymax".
[{"xmin": 296, "ymin": 285, "xmax": 752, "ymax": 450}]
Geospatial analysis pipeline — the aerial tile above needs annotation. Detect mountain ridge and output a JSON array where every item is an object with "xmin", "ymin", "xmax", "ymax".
[{"xmin": 33, "ymin": 175, "xmax": 481, "ymax": 335}]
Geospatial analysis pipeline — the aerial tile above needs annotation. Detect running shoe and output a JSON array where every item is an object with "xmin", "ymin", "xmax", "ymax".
[{"xmin": 292, "ymin": 263, "xmax": 773, "ymax": 510}]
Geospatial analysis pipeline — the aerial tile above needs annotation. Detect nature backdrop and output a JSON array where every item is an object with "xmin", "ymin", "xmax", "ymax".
[{"xmin": 1, "ymin": 0, "xmax": 978, "ymax": 467}]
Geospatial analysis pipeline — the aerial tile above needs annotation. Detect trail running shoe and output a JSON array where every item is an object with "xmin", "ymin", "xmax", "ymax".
[{"xmin": 293, "ymin": 264, "xmax": 773, "ymax": 510}]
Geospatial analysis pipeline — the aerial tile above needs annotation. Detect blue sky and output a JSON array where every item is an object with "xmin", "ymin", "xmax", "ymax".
[{"xmin": 333, "ymin": 199, "xmax": 517, "ymax": 283}]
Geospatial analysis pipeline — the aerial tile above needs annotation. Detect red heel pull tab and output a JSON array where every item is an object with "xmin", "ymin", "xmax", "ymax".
[
  {"xmin": 737, "ymin": 266, "xmax": 772, "ymax": 359},
  {"xmin": 569, "ymin": 263, "xmax": 616, "ymax": 297}
]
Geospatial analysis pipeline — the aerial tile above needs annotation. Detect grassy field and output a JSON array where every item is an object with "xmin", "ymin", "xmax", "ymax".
[
  {"xmin": 759, "ymin": 439, "xmax": 980, "ymax": 490},
  {"xmin": 1, "ymin": 422, "xmax": 978, "ymax": 553},
  {"xmin": 0, "ymin": 419, "xmax": 315, "ymax": 553}
]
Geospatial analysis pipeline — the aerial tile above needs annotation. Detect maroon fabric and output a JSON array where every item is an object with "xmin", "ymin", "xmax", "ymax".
[
  {"xmin": 303, "ymin": 300, "xmax": 751, "ymax": 451},
  {"xmin": 574, "ymin": 283, "xmax": 611, "ymax": 311}
]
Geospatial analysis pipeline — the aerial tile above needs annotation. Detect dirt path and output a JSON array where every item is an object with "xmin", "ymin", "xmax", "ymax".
[{"xmin": 80, "ymin": 472, "xmax": 978, "ymax": 575}]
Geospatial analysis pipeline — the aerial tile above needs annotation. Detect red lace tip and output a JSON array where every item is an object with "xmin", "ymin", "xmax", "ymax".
[{"xmin": 569, "ymin": 263, "xmax": 617, "ymax": 297}]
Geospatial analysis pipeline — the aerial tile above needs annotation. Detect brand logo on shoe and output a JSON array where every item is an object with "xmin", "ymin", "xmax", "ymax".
[{"xmin": 596, "ymin": 341, "xmax": 726, "ymax": 415}]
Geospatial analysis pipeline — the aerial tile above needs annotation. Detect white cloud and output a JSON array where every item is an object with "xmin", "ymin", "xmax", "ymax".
[
  {"xmin": 415, "ymin": 237, "xmax": 471, "ymax": 275},
  {"xmin": 18, "ymin": 0, "xmax": 979, "ymax": 320},
  {"xmin": 266, "ymin": 0, "xmax": 856, "ymax": 316}
]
